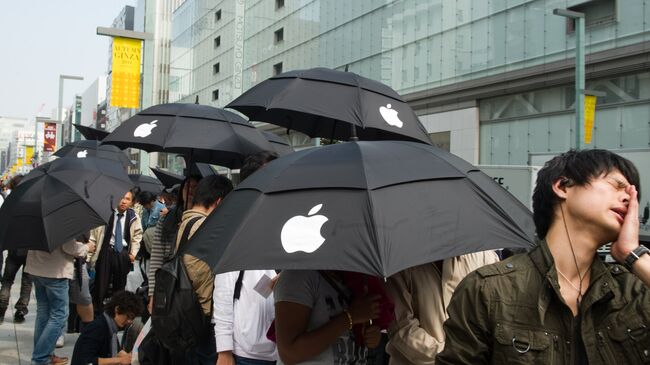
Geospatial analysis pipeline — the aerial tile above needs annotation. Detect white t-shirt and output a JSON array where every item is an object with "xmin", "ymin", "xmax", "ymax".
[
  {"xmin": 273, "ymin": 270, "xmax": 368, "ymax": 365},
  {"xmin": 213, "ymin": 270, "xmax": 277, "ymax": 361}
]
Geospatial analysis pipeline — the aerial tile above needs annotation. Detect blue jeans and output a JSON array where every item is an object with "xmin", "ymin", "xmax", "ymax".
[
  {"xmin": 234, "ymin": 355, "xmax": 276, "ymax": 365},
  {"xmin": 31, "ymin": 276, "xmax": 69, "ymax": 365}
]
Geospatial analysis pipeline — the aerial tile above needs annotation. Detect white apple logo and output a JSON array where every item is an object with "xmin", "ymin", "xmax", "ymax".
[
  {"xmin": 379, "ymin": 104, "xmax": 403, "ymax": 128},
  {"xmin": 76, "ymin": 150, "xmax": 88, "ymax": 158},
  {"xmin": 281, "ymin": 204, "xmax": 329, "ymax": 254},
  {"xmin": 133, "ymin": 120, "xmax": 158, "ymax": 138}
]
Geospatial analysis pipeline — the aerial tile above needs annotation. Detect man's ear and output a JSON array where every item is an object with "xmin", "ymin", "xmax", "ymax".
[{"xmin": 552, "ymin": 177, "xmax": 570, "ymax": 200}]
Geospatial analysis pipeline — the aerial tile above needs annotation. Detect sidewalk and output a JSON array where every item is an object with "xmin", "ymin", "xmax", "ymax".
[{"xmin": 0, "ymin": 267, "xmax": 79, "ymax": 365}]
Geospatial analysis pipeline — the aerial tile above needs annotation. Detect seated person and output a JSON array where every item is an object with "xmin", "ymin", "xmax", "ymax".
[{"xmin": 71, "ymin": 290, "xmax": 144, "ymax": 365}]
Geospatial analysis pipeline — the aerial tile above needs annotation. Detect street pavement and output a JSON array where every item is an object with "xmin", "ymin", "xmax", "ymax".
[{"xmin": 0, "ymin": 266, "xmax": 79, "ymax": 364}]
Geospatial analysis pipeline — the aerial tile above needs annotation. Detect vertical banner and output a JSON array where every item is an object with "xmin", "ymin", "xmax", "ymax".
[
  {"xmin": 25, "ymin": 146, "xmax": 34, "ymax": 166},
  {"xmin": 111, "ymin": 37, "xmax": 141, "ymax": 109},
  {"xmin": 584, "ymin": 95, "xmax": 597, "ymax": 144},
  {"xmin": 232, "ymin": 0, "xmax": 245, "ymax": 98},
  {"xmin": 44, "ymin": 122, "xmax": 57, "ymax": 152}
]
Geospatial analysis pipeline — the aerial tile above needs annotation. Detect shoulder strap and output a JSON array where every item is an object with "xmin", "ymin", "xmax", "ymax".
[
  {"xmin": 176, "ymin": 216, "xmax": 202, "ymax": 256},
  {"xmin": 233, "ymin": 271, "xmax": 245, "ymax": 302}
]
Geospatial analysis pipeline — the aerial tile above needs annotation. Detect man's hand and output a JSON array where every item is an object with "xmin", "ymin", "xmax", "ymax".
[
  {"xmin": 611, "ymin": 185, "xmax": 640, "ymax": 263},
  {"xmin": 117, "ymin": 350, "xmax": 131, "ymax": 364},
  {"xmin": 129, "ymin": 254, "xmax": 136, "ymax": 263},
  {"xmin": 147, "ymin": 296, "xmax": 153, "ymax": 314},
  {"xmin": 362, "ymin": 325, "xmax": 382, "ymax": 348},
  {"xmin": 86, "ymin": 242, "xmax": 96, "ymax": 254},
  {"xmin": 216, "ymin": 351, "xmax": 235, "ymax": 365},
  {"xmin": 160, "ymin": 207, "xmax": 169, "ymax": 217}
]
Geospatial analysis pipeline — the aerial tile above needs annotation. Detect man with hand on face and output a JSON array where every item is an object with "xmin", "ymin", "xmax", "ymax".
[
  {"xmin": 437, "ymin": 149, "xmax": 650, "ymax": 365},
  {"xmin": 71, "ymin": 290, "xmax": 144, "ymax": 365},
  {"xmin": 90, "ymin": 189, "xmax": 143, "ymax": 309}
]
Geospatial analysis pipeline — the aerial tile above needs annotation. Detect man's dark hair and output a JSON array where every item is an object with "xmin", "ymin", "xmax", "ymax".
[
  {"xmin": 162, "ymin": 175, "xmax": 201, "ymax": 240},
  {"xmin": 137, "ymin": 191, "xmax": 157, "ymax": 205},
  {"xmin": 8, "ymin": 174, "xmax": 24, "ymax": 190},
  {"xmin": 240, "ymin": 151, "xmax": 278, "ymax": 181},
  {"xmin": 192, "ymin": 175, "xmax": 233, "ymax": 208},
  {"xmin": 104, "ymin": 290, "xmax": 143, "ymax": 317},
  {"xmin": 532, "ymin": 149, "xmax": 640, "ymax": 239}
]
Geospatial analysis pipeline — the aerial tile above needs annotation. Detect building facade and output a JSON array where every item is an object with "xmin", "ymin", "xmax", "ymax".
[
  {"xmin": 80, "ymin": 76, "xmax": 108, "ymax": 130},
  {"xmin": 169, "ymin": 0, "xmax": 650, "ymax": 158}
]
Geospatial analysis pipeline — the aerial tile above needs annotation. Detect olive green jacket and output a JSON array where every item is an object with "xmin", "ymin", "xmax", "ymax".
[{"xmin": 437, "ymin": 240, "xmax": 650, "ymax": 365}]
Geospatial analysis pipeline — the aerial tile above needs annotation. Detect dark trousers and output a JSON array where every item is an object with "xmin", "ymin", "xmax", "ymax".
[
  {"xmin": 0, "ymin": 252, "xmax": 32, "ymax": 313},
  {"xmin": 182, "ymin": 327, "xmax": 217, "ymax": 365},
  {"xmin": 93, "ymin": 248, "xmax": 131, "ymax": 308}
]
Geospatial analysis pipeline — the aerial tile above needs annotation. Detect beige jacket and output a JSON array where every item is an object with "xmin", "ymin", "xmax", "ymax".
[
  {"xmin": 88, "ymin": 211, "xmax": 143, "ymax": 267},
  {"xmin": 386, "ymin": 250, "xmax": 499, "ymax": 365},
  {"xmin": 25, "ymin": 240, "xmax": 89, "ymax": 279},
  {"xmin": 177, "ymin": 209, "xmax": 214, "ymax": 316}
]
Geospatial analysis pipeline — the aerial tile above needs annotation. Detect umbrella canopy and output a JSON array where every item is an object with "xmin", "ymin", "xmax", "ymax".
[
  {"xmin": 101, "ymin": 103, "xmax": 273, "ymax": 168},
  {"xmin": 0, "ymin": 157, "xmax": 134, "ymax": 252},
  {"xmin": 129, "ymin": 174, "xmax": 165, "ymax": 195},
  {"xmin": 73, "ymin": 124, "xmax": 110, "ymax": 141},
  {"xmin": 54, "ymin": 140, "xmax": 134, "ymax": 168},
  {"xmin": 150, "ymin": 163, "xmax": 218, "ymax": 189},
  {"xmin": 151, "ymin": 167, "xmax": 184, "ymax": 189},
  {"xmin": 186, "ymin": 141, "xmax": 536, "ymax": 277},
  {"xmin": 227, "ymin": 67, "xmax": 432, "ymax": 145},
  {"xmin": 262, "ymin": 131, "xmax": 294, "ymax": 156}
]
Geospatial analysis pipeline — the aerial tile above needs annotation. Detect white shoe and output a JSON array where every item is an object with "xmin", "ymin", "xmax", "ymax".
[{"xmin": 56, "ymin": 334, "xmax": 64, "ymax": 348}]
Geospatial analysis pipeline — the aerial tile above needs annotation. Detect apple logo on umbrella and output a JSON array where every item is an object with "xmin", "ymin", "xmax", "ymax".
[
  {"xmin": 379, "ymin": 104, "xmax": 403, "ymax": 128},
  {"xmin": 133, "ymin": 120, "xmax": 158, "ymax": 138},
  {"xmin": 76, "ymin": 150, "xmax": 88, "ymax": 158},
  {"xmin": 281, "ymin": 204, "xmax": 328, "ymax": 253}
]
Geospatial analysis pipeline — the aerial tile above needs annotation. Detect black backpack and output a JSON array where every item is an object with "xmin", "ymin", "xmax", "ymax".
[{"xmin": 151, "ymin": 216, "xmax": 209, "ymax": 353}]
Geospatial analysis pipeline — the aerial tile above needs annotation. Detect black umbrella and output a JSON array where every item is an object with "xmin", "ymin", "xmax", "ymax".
[
  {"xmin": 262, "ymin": 131, "xmax": 294, "ymax": 156},
  {"xmin": 129, "ymin": 174, "xmax": 165, "ymax": 195},
  {"xmin": 150, "ymin": 163, "xmax": 218, "ymax": 189},
  {"xmin": 186, "ymin": 141, "xmax": 535, "ymax": 277},
  {"xmin": 150, "ymin": 167, "xmax": 184, "ymax": 189},
  {"xmin": 0, "ymin": 157, "xmax": 134, "ymax": 252},
  {"xmin": 227, "ymin": 67, "xmax": 432, "ymax": 145},
  {"xmin": 73, "ymin": 124, "xmax": 110, "ymax": 141},
  {"xmin": 101, "ymin": 103, "xmax": 273, "ymax": 168},
  {"xmin": 54, "ymin": 140, "xmax": 134, "ymax": 168}
]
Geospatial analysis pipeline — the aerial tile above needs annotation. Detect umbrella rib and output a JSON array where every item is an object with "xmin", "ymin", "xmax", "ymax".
[{"xmin": 365, "ymin": 189, "xmax": 386, "ymax": 278}]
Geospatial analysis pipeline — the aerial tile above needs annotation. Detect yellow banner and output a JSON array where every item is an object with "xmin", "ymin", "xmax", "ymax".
[
  {"xmin": 26, "ymin": 146, "xmax": 34, "ymax": 166},
  {"xmin": 110, "ymin": 37, "xmax": 141, "ymax": 109},
  {"xmin": 584, "ymin": 95, "xmax": 597, "ymax": 144},
  {"xmin": 16, "ymin": 158, "xmax": 23, "ymax": 167}
]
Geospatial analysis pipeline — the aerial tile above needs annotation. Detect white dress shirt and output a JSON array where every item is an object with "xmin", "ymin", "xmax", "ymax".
[{"xmin": 109, "ymin": 210, "xmax": 128, "ymax": 249}]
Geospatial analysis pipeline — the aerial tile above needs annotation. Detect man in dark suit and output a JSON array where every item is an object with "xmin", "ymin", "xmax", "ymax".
[
  {"xmin": 71, "ymin": 290, "xmax": 143, "ymax": 365},
  {"xmin": 89, "ymin": 190, "xmax": 143, "ymax": 309}
]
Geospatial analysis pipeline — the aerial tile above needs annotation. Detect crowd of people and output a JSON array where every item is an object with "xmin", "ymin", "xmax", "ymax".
[{"xmin": 0, "ymin": 148, "xmax": 648, "ymax": 365}]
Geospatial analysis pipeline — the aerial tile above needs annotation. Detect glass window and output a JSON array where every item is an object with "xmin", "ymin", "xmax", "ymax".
[
  {"xmin": 214, "ymin": 36, "xmax": 221, "ymax": 48},
  {"xmin": 274, "ymin": 28, "xmax": 284, "ymax": 44},
  {"xmin": 213, "ymin": 62, "xmax": 220, "ymax": 74},
  {"xmin": 276, "ymin": 0, "xmax": 284, "ymax": 10},
  {"xmin": 429, "ymin": 131, "xmax": 451, "ymax": 151},
  {"xmin": 212, "ymin": 89, "xmax": 219, "ymax": 101},
  {"xmin": 215, "ymin": 9, "xmax": 221, "ymax": 22},
  {"xmin": 273, "ymin": 62, "xmax": 283, "ymax": 75}
]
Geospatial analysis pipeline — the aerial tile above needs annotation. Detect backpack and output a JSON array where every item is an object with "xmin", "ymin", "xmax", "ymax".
[{"xmin": 151, "ymin": 216, "xmax": 208, "ymax": 353}]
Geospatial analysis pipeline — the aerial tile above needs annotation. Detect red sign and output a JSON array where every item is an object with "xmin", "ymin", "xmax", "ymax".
[{"xmin": 44, "ymin": 122, "xmax": 57, "ymax": 152}]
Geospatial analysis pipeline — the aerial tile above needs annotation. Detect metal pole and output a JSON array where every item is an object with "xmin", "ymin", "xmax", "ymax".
[
  {"xmin": 575, "ymin": 16, "xmax": 585, "ymax": 150},
  {"xmin": 58, "ymin": 77, "xmax": 64, "ymax": 151}
]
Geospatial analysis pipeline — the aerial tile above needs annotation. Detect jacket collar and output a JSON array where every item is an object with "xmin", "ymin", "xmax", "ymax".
[{"xmin": 530, "ymin": 240, "xmax": 617, "ymax": 324}]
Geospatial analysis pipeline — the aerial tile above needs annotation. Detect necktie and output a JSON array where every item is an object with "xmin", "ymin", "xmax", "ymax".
[{"xmin": 115, "ymin": 213, "xmax": 124, "ymax": 253}]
